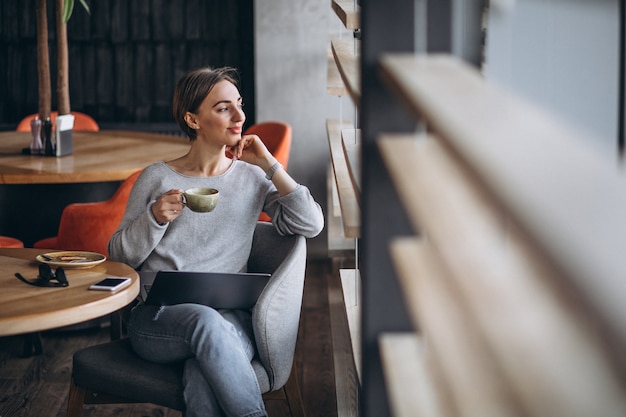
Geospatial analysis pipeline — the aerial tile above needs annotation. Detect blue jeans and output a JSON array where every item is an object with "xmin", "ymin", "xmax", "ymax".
[{"xmin": 128, "ymin": 303, "xmax": 267, "ymax": 417}]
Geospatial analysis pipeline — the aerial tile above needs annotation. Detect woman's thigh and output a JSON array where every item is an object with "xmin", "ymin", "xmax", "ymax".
[
  {"xmin": 128, "ymin": 303, "xmax": 223, "ymax": 363},
  {"xmin": 128, "ymin": 303, "xmax": 256, "ymax": 363}
]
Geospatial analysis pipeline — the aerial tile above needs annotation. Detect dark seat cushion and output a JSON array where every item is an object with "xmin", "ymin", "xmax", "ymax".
[{"xmin": 72, "ymin": 338, "xmax": 185, "ymax": 411}]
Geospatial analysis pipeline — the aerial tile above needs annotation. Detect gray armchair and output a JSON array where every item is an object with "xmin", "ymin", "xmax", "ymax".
[{"xmin": 66, "ymin": 222, "xmax": 307, "ymax": 417}]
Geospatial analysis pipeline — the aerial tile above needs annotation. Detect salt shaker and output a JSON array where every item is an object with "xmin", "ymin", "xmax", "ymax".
[{"xmin": 29, "ymin": 116, "xmax": 42, "ymax": 155}]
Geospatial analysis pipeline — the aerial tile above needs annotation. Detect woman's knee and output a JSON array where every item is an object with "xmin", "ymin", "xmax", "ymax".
[
  {"xmin": 184, "ymin": 305, "xmax": 238, "ymax": 344},
  {"xmin": 186, "ymin": 305, "xmax": 231, "ymax": 330}
]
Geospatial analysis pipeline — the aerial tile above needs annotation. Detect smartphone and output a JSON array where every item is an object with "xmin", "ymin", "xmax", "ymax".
[{"xmin": 89, "ymin": 277, "xmax": 132, "ymax": 292}]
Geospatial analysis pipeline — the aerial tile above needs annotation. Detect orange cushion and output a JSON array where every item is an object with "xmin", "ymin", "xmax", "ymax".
[
  {"xmin": 0, "ymin": 236, "xmax": 24, "ymax": 248},
  {"xmin": 33, "ymin": 171, "xmax": 141, "ymax": 256},
  {"xmin": 33, "ymin": 237, "xmax": 59, "ymax": 250}
]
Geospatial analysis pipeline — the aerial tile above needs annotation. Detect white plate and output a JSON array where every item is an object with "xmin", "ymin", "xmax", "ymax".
[{"xmin": 36, "ymin": 251, "xmax": 107, "ymax": 269}]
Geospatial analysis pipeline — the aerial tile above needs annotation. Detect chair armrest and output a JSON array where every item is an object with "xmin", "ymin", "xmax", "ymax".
[{"xmin": 250, "ymin": 223, "xmax": 307, "ymax": 391}]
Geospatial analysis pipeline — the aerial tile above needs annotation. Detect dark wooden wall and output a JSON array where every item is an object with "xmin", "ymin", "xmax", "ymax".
[{"xmin": 0, "ymin": 0, "xmax": 255, "ymax": 130}]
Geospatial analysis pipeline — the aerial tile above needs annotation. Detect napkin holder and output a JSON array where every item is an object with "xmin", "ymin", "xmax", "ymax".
[{"xmin": 55, "ymin": 114, "xmax": 75, "ymax": 157}]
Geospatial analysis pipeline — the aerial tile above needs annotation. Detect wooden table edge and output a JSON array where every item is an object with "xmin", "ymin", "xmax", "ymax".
[{"xmin": 0, "ymin": 248, "xmax": 139, "ymax": 336}]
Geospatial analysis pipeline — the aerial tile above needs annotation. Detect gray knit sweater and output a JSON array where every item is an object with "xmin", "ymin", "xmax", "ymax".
[{"xmin": 108, "ymin": 161, "xmax": 323, "ymax": 272}]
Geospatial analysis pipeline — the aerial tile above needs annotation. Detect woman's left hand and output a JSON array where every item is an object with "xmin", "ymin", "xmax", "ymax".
[
  {"xmin": 229, "ymin": 134, "xmax": 297, "ymax": 196},
  {"xmin": 226, "ymin": 134, "xmax": 274, "ymax": 169}
]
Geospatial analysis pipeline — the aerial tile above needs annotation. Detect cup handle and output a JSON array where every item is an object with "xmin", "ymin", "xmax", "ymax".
[{"xmin": 180, "ymin": 193, "xmax": 187, "ymax": 206}]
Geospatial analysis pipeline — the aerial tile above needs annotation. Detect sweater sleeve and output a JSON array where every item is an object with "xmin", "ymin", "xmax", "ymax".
[
  {"xmin": 265, "ymin": 184, "xmax": 324, "ymax": 238},
  {"xmin": 108, "ymin": 168, "xmax": 170, "ymax": 268}
]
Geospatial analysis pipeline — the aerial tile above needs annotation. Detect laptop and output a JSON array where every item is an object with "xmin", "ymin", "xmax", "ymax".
[{"xmin": 140, "ymin": 270, "xmax": 271, "ymax": 309}]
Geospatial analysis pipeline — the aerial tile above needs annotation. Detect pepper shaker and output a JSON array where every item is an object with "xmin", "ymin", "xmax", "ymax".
[{"xmin": 43, "ymin": 117, "xmax": 53, "ymax": 156}]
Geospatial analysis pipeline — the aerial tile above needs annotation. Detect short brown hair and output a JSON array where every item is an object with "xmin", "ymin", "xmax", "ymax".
[{"xmin": 172, "ymin": 67, "xmax": 239, "ymax": 140}]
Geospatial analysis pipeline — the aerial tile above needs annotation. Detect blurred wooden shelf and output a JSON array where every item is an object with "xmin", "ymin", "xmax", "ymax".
[
  {"xmin": 379, "ymin": 332, "xmax": 443, "ymax": 417},
  {"xmin": 389, "ymin": 237, "xmax": 518, "ymax": 417},
  {"xmin": 379, "ymin": 54, "xmax": 626, "ymax": 356},
  {"xmin": 380, "ymin": 133, "xmax": 626, "ymax": 417}
]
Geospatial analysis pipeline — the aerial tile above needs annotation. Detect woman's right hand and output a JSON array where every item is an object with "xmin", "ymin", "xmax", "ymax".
[{"xmin": 152, "ymin": 189, "xmax": 185, "ymax": 225}]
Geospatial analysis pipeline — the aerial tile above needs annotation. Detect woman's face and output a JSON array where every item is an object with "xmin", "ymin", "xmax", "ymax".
[{"xmin": 188, "ymin": 80, "xmax": 246, "ymax": 146}]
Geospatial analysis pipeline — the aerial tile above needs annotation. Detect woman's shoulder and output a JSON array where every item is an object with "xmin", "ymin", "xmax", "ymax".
[
  {"xmin": 138, "ymin": 161, "xmax": 177, "ymax": 179},
  {"xmin": 141, "ymin": 161, "xmax": 169, "ymax": 174},
  {"xmin": 133, "ymin": 162, "xmax": 179, "ymax": 192}
]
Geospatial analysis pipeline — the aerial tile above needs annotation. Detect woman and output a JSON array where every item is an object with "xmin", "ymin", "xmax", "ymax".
[{"xmin": 108, "ymin": 67, "xmax": 323, "ymax": 417}]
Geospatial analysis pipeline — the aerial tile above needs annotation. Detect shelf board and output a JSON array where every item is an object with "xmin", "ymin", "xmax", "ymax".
[
  {"xmin": 379, "ymin": 54, "xmax": 626, "ymax": 354},
  {"xmin": 340, "ymin": 268, "xmax": 361, "ymax": 382},
  {"xmin": 379, "ymin": 332, "xmax": 444, "ymax": 417},
  {"xmin": 331, "ymin": 39, "xmax": 360, "ymax": 106},
  {"xmin": 332, "ymin": 0, "xmax": 360, "ymax": 30},
  {"xmin": 341, "ymin": 128, "xmax": 361, "ymax": 194},
  {"xmin": 326, "ymin": 118, "xmax": 360, "ymax": 238},
  {"xmin": 328, "ymin": 54, "xmax": 348, "ymax": 97},
  {"xmin": 327, "ymin": 167, "xmax": 357, "ymax": 254},
  {"xmin": 328, "ymin": 266, "xmax": 360, "ymax": 417}
]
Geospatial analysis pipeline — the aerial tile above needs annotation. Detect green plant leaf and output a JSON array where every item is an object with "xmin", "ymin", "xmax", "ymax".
[
  {"xmin": 78, "ymin": 0, "xmax": 90, "ymax": 15},
  {"xmin": 62, "ymin": 0, "xmax": 75, "ymax": 23},
  {"xmin": 62, "ymin": 0, "xmax": 90, "ymax": 23}
]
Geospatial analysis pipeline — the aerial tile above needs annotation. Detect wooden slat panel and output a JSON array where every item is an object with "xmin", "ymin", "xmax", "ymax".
[
  {"xmin": 326, "ymin": 119, "xmax": 361, "ymax": 238},
  {"xmin": 380, "ymin": 135, "xmax": 626, "ymax": 417},
  {"xmin": 379, "ymin": 332, "xmax": 446, "ymax": 417},
  {"xmin": 331, "ymin": 39, "xmax": 361, "ymax": 106},
  {"xmin": 331, "ymin": 0, "xmax": 360, "ymax": 30},
  {"xmin": 379, "ymin": 54, "xmax": 626, "ymax": 356}
]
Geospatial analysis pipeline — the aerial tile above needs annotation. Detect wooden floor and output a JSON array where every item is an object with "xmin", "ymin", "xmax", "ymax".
[{"xmin": 0, "ymin": 259, "xmax": 339, "ymax": 417}]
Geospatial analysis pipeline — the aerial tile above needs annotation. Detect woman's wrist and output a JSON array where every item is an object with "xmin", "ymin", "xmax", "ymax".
[
  {"xmin": 260, "ymin": 156, "xmax": 278, "ymax": 173},
  {"xmin": 265, "ymin": 161, "xmax": 283, "ymax": 180}
]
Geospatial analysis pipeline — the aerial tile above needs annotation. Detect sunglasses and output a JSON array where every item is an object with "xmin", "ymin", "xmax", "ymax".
[{"xmin": 15, "ymin": 264, "xmax": 69, "ymax": 287}]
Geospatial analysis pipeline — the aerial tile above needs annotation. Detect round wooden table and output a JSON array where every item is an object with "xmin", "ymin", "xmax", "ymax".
[
  {"xmin": 0, "ymin": 130, "xmax": 190, "ymax": 246},
  {"xmin": 0, "ymin": 248, "xmax": 139, "ymax": 337}
]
